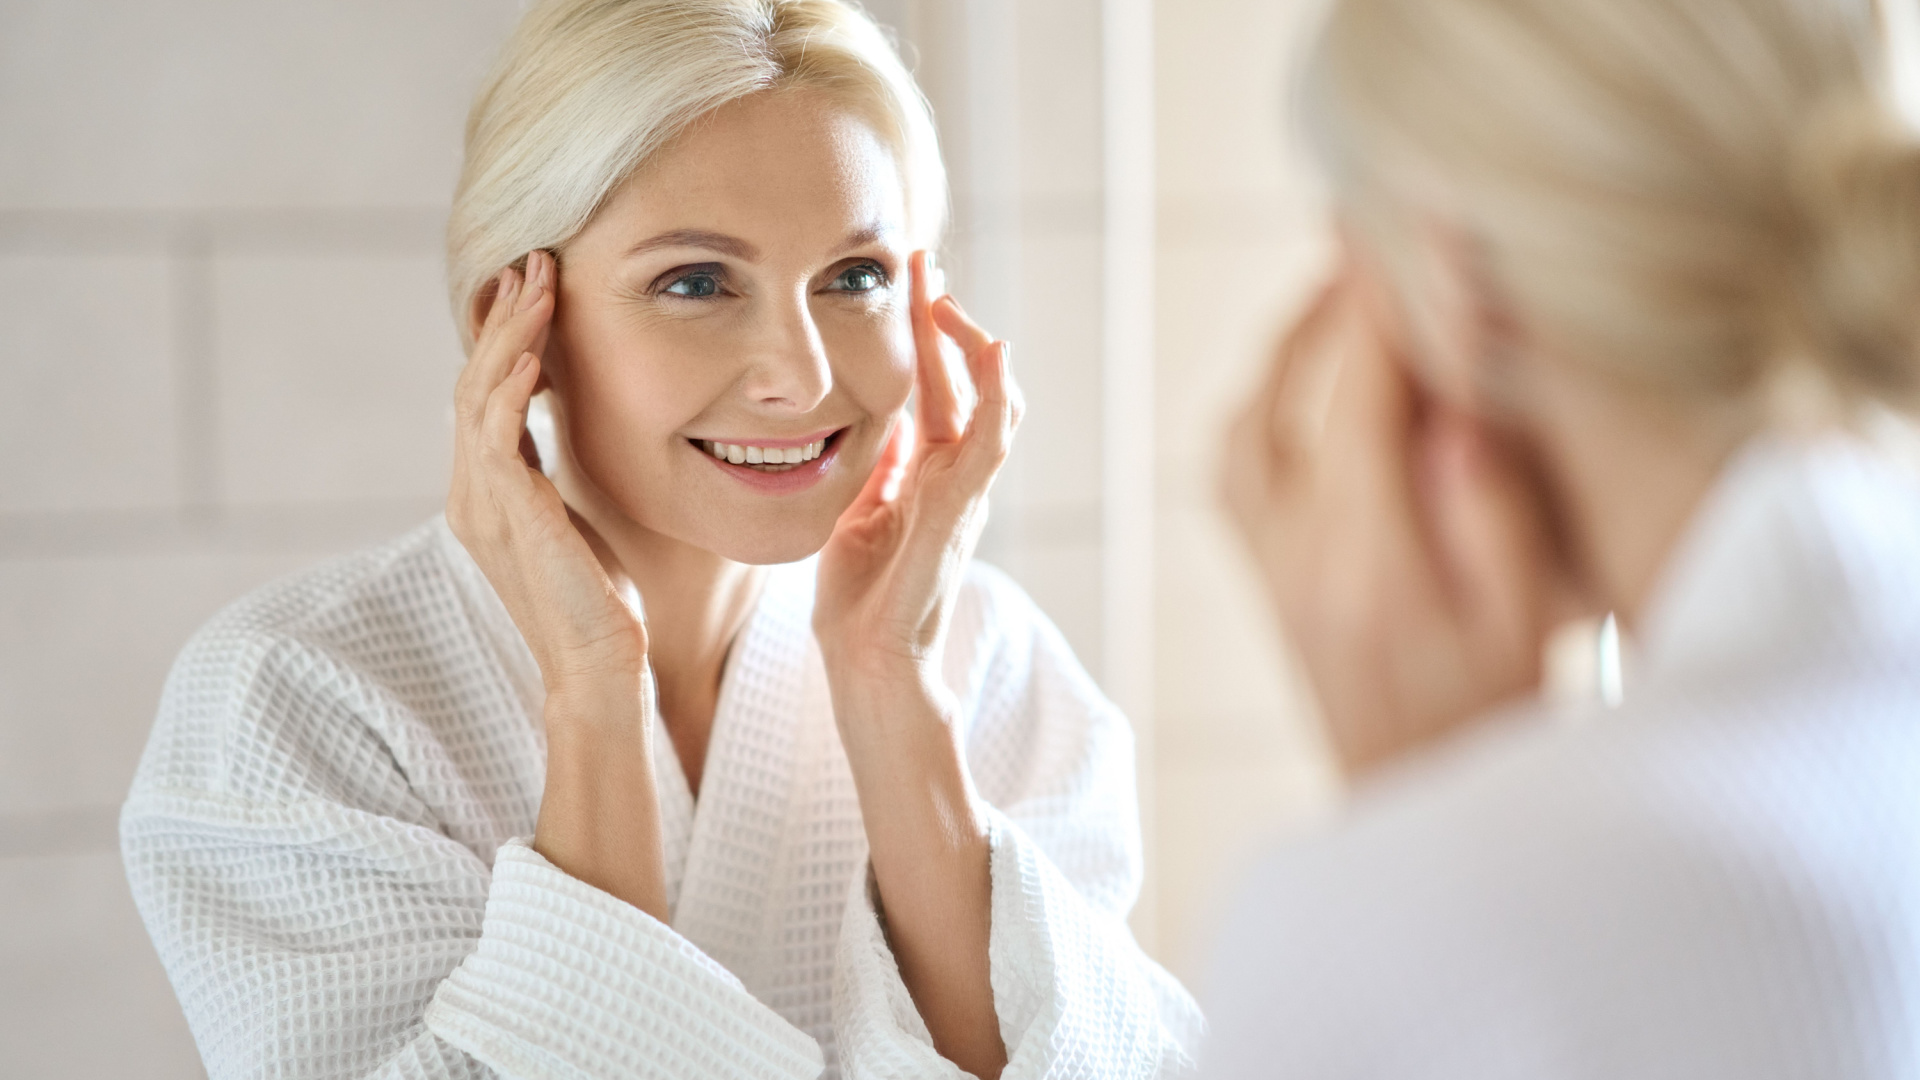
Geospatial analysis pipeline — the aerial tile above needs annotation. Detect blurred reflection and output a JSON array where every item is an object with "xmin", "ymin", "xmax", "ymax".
[{"xmin": 1203, "ymin": 0, "xmax": 1920, "ymax": 1076}]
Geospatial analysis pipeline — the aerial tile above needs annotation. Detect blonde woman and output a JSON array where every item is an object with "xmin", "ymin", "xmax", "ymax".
[
  {"xmin": 120, "ymin": 2, "xmax": 1200, "ymax": 1077},
  {"xmin": 1206, "ymin": 0, "xmax": 1920, "ymax": 1076}
]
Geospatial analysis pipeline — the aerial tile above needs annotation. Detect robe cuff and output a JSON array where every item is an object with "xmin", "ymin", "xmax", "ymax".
[
  {"xmin": 981, "ymin": 805, "xmax": 1203, "ymax": 1078},
  {"xmin": 426, "ymin": 838, "xmax": 824, "ymax": 1080},
  {"xmin": 832, "ymin": 808, "xmax": 1201, "ymax": 1079}
]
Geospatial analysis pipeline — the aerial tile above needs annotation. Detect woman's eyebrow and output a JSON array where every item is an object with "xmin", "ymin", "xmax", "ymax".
[
  {"xmin": 834, "ymin": 223, "xmax": 890, "ymax": 253},
  {"xmin": 622, "ymin": 229, "xmax": 761, "ymax": 261}
]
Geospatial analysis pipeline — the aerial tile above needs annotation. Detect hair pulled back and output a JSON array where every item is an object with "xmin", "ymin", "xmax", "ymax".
[
  {"xmin": 1305, "ymin": 0, "xmax": 1920, "ymax": 408},
  {"xmin": 446, "ymin": 0, "xmax": 946, "ymax": 351}
]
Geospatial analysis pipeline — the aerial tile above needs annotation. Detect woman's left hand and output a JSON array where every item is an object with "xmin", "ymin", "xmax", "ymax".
[
  {"xmin": 1221, "ymin": 252, "xmax": 1572, "ymax": 780},
  {"xmin": 813, "ymin": 250, "xmax": 1023, "ymax": 696},
  {"xmin": 811, "ymin": 249, "xmax": 1020, "ymax": 1080}
]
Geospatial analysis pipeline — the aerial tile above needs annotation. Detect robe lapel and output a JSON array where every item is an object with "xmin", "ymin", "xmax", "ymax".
[
  {"xmin": 669, "ymin": 564, "xmax": 820, "ymax": 991},
  {"xmin": 649, "ymin": 673, "xmax": 697, "ymax": 915}
]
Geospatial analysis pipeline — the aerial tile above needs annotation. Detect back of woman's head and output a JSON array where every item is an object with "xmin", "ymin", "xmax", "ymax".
[
  {"xmin": 1305, "ymin": 0, "xmax": 1920, "ymax": 410},
  {"xmin": 446, "ymin": 0, "xmax": 945, "ymax": 350}
]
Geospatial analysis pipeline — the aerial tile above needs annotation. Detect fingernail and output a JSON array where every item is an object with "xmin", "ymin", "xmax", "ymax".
[{"xmin": 512, "ymin": 351, "xmax": 534, "ymax": 377}]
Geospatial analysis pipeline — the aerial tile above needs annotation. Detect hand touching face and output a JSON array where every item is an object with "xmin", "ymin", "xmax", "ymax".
[
  {"xmin": 1221, "ymin": 249, "xmax": 1578, "ymax": 777},
  {"xmin": 539, "ymin": 89, "xmax": 919, "ymax": 565}
]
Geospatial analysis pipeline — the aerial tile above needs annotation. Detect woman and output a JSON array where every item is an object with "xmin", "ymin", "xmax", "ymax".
[
  {"xmin": 120, "ymin": 2, "xmax": 1199, "ymax": 1077},
  {"xmin": 1207, "ymin": 0, "xmax": 1920, "ymax": 1075}
]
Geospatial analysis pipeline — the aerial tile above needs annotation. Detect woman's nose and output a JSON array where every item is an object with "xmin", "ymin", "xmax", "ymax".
[{"xmin": 742, "ymin": 289, "xmax": 834, "ymax": 412}]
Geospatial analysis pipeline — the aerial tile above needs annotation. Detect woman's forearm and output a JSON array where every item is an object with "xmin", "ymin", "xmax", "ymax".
[
  {"xmin": 832, "ymin": 673, "xmax": 1006, "ymax": 1080},
  {"xmin": 533, "ymin": 680, "xmax": 670, "ymax": 922}
]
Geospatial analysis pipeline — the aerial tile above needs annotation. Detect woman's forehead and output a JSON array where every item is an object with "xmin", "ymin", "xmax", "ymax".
[{"xmin": 582, "ymin": 92, "xmax": 907, "ymax": 260}]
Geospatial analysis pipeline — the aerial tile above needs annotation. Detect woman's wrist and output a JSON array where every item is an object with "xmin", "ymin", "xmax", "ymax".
[
  {"xmin": 542, "ymin": 670, "xmax": 651, "ymax": 736},
  {"xmin": 824, "ymin": 657, "xmax": 951, "ymax": 740}
]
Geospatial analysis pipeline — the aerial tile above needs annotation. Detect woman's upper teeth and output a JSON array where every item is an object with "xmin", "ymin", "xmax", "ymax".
[{"xmin": 704, "ymin": 439, "xmax": 826, "ymax": 465}]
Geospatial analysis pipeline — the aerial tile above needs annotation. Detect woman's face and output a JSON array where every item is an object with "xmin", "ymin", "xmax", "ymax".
[{"xmin": 543, "ymin": 90, "xmax": 916, "ymax": 565}]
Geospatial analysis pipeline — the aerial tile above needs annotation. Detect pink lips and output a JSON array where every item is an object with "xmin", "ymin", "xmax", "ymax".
[{"xmin": 692, "ymin": 430, "xmax": 844, "ymax": 495}]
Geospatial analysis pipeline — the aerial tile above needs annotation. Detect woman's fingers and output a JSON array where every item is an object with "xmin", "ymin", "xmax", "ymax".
[
  {"xmin": 482, "ymin": 352, "xmax": 543, "ymax": 468},
  {"xmin": 455, "ymin": 268, "xmax": 520, "ymax": 427},
  {"xmin": 849, "ymin": 412, "xmax": 914, "ymax": 517},
  {"xmin": 1260, "ymin": 273, "xmax": 1356, "ymax": 470},
  {"xmin": 456, "ymin": 256, "xmax": 555, "ymax": 438},
  {"xmin": 930, "ymin": 295, "xmax": 994, "ymax": 356},
  {"xmin": 959, "ymin": 341, "xmax": 1020, "ymax": 477},
  {"xmin": 909, "ymin": 252, "xmax": 964, "ymax": 443}
]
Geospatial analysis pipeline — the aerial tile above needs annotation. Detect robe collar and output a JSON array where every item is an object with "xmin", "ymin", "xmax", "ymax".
[{"xmin": 1634, "ymin": 434, "xmax": 1920, "ymax": 694}]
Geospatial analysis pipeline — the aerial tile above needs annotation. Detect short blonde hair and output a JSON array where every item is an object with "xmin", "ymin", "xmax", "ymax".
[
  {"xmin": 1304, "ymin": 0, "xmax": 1920, "ymax": 407},
  {"xmin": 447, "ymin": 0, "xmax": 946, "ymax": 350}
]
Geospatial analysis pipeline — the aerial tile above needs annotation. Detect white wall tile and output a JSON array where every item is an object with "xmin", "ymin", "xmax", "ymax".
[
  {"xmin": 1153, "ymin": 0, "xmax": 1314, "ymax": 202},
  {"xmin": 215, "ymin": 252, "xmax": 459, "ymax": 506},
  {"xmin": 0, "ymin": 253, "xmax": 176, "ymax": 513},
  {"xmin": 1152, "ymin": 0, "xmax": 1344, "ymax": 966},
  {"xmin": 1016, "ymin": 0, "xmax": 1105, "ymax": 202},
  {"xmin": 0, "ymin": 550, "xmax": 318, "ymax": 817},
  {"xmin": 994, "ymin": 539, "xmax": 1104, "ymax": 688},
  {"xmin": 1152, "ymin": 751, "xmax": 1337, "ymax": 982},
  {"xmin": 0, "ymin": 851, "xmax": 203, "ymax": 1078},
  {"xmin": 0, "ymin": 0, "xmax": 522, "ymax": 211},
  {"xmin": 1152, "ymin": 503, "xmax": 1310, "ymax": 745},
  {"xmin": 1000, "ymin": 231, "xmax": 1104, "ymax": 508}
]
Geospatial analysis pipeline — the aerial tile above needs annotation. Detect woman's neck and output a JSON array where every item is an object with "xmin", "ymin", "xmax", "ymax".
[
  {"xmin": 551, "ymin": 452, "xmax": 766, "ymax": 796},
  {"xmin": 1528, "ymin": 368, "xmax": 1752, "ymax": 633}
]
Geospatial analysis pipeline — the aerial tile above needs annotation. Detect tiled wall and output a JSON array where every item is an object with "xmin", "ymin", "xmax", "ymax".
[
  {"xmin": 1149, "ymin": 0, "xmax": 1341, "ymax": 979},
  {"xmin": 1, "ymin": 2, "xmax": 531, "ymax": 1071},
  {"xmin": 0, "ymin": 0, "xmax": 1123, "ymax": 1072}
]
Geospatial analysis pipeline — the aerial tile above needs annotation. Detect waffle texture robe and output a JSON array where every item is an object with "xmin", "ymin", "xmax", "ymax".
[
  {"xmin": 122, "ymin": 520, "xmax": 1202, "ymax": 1079},
  {"xmin": 1201, "ymin": 436, "xmax": 1920, "ymax": 1079}
]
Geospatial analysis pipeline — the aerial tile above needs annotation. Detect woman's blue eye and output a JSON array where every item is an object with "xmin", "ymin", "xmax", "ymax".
[
  {"xmin": 831, "ymin": 264, "xmax": 886, "ymax": 293},
  {"xmin": 664, "ymin": 271, "xmax": 721, "ymax": 298}
]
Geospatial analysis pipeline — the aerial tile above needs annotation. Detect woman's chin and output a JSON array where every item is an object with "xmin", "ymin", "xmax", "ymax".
[{"xmin": 703, "ymin": 520, "xmax": 839, "ymax": 566}]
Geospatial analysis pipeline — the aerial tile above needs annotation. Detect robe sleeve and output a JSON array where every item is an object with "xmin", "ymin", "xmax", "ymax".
[
  {"xmin": 830, "ymin": 565, "xmax": 1205, "ymax": 1079},
  {"xmin": 122, "ymin": 624, "xmax": 824, "ymax": 1080}
]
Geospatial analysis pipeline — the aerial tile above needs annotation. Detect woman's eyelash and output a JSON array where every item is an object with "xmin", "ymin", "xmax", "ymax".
[
  {"xmin": 651, "ymin": 264, "xmax": 727, "ymax": 298},
  {"xmin": 831, "ymin": 261, "xmax": 892, "ymax": 291}
]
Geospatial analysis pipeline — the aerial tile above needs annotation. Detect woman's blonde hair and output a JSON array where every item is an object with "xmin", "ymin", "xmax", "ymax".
[
  {"xmin": 447, "ymin": 0, "xmax": 946, "ymax": 350},
  {"xmin": 1304, "ymin": 0, "xmax": 1920, "ymax": 407}
]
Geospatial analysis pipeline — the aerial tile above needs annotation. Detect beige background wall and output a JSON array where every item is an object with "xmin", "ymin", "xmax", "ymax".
[
  {"xmin": 1149, "ymin": 0, "xmax": 1337, "ymax": 981},
  {"xmin": 0, "ymin": 1, "xmax": 1327, "ymax": 1072}
]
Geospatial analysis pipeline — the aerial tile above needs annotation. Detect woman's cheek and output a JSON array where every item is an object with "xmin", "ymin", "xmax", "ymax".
[{"xmin": 841, "ymin": 317, "xmax": 915, "ymax": 415}]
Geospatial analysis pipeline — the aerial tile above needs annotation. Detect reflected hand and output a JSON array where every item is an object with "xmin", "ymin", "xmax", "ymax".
[
  {"xmin": 1221, "ymin": 254, "xmax": 1569, "ymax": 777},
  {"xmin": 813, "ymin": 250, "xmax": 1024, "ymax": 691},
  {"xmin": 812, "ymin": 249, "xmax": 1019, "ymax": 1080},
  {"xmin": 446, "ymin": 249, "xmax": 648, "ymax": 698}
]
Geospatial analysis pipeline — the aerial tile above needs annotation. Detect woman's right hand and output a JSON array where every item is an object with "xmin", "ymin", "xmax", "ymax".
[
  {"xmin": 446, "ymin": 249, "xmax": 649, "ymax": 698},
  {"xmin": 450, "ymin": 250, "xmax": 667, "ymax": 918}
]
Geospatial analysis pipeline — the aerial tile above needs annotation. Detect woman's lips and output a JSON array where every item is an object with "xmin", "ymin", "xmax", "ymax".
[{"xmin": 690, "ymin": 429, "xmax": 844, "ymax": 495}]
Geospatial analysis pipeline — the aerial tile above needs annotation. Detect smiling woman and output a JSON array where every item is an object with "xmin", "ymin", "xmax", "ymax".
[{"xmin": 117, "ymin": 2, "xmax": 1200, "ymax": 1079}]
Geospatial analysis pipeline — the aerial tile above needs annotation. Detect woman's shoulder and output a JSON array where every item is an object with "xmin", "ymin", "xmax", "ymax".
[
  {"xmin": 133, "ymin": 517, "xmax": 514, "ymax": 805},
  {"xmin": 177, "ymin": 516, "xmax": 473, "ymax": 669}
]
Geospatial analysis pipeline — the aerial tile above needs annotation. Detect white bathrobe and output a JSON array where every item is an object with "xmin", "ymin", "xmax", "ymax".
[
  {"xmin": 1201, "ymin": 437, "xmax": 1920, "ymax": 1079},
  {"xmin": 121, "ymin": 520, "xmax": 1201, "ymax": 1080}
]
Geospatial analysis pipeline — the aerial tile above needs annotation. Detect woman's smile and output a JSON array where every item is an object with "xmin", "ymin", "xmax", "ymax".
[{"xmin": 688, "ymin": 426, "xmax": 849, "ymax": 494}]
